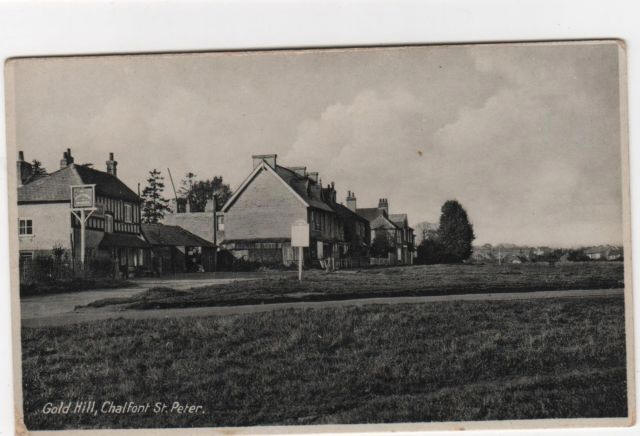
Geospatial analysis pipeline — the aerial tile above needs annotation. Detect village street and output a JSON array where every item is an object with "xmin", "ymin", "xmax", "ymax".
[
  {"xmin": 20, "ymin": 272, "xmax": 261, "ymax": 323},
  {"xmin": 21, "ymin": 287, "xmax": 623, "ymax": 328}
]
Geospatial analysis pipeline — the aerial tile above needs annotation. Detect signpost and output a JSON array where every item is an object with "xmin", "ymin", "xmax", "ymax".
[
  {"xmin": 70, "ymin": 185, "xmax": 97, "ymax": 267},
  {"xmin": 291, "ymin": 219, "xmax": 309, "ymax": 281}
]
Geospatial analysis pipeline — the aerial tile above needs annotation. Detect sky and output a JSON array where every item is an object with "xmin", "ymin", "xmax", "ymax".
[{"xmin": 7, "ymin": 42, "xmax": 624, "ymax": 247}]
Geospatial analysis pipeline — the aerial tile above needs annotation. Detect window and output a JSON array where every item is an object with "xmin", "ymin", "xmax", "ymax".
[
  {"xmin": 105, "ymin": 214, "xmax": 114, "ymax": 233},
  {"xmin": 312, "ymin": 211, "xmax": 321, "ymax": 231},
  {"xmin": 124, "ymin": 204, "xmax": 133, "ymax": 223},
  {"xmin": 216, "ymin": 215, "xmax": 224, "ymax": 231},
  {"xmin": 19, "ymin": 251, "xmax": 33, "ymax": 262},
  {"xmin": 18, "ymin": 218, "xmax": 33, "ymax": 235}
]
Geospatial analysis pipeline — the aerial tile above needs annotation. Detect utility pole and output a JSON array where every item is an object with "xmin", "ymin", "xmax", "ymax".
[{"xmin": 167, "ymin": 167, "xmax": 179, "ymax": 209}]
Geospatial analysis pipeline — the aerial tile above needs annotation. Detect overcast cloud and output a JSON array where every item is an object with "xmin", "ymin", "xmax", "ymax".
[{"xmin": 8, "ymin": 42, "xmax": 623, "ymax": 246}]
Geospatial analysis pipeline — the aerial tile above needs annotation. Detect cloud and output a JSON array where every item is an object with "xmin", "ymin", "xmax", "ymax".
[
  {"xmin": 284, "ymin": 43, "xmax": 622, "ymax": 246},
  {"xmin": 11, "ymin": 44, "xmax": 622, "ymax": 246}
]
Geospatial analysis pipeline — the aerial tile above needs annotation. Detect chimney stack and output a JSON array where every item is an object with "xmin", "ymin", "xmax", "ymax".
[
  {"xmin": 252, "ymin": 154, "xmax": 277, "ymax": 169},
  {"xmin": 346, "ymin": 190, "xmax": 357, "ymax": 212},
  {"xmin": 59, "ymin": 148, "xmax": 74, "ymax": 169},
  {"xmin": 106, "ymin": 152, "xmax": 118, "ymax": 177},
  {"xmin": 17, "ymin": 151, "xmax": 33, "ymax": 186},
  {"xmin": 290, "ymin": 166, "xmax": 307, "ymax": 177},
  {"xmin": 378, "ymin": 198, "xmax": 389, "ymax": 215}
]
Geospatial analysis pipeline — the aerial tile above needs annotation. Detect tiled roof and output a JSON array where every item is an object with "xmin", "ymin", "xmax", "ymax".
[
  {"xmin": 74, "ymin": 165, "xmax": 140, "ymax": 202},
  {"xmin": 389, "ymin": 213, "xmax": 408, "ymax": 227},
  {"xmin": 99, "ymin": 232, "xmax": 150, "ymax": 248},
  {"xmin": 334, "ymin": 203, "xmax": 369, "ymax": 223},
  {"xmin": 370, "ymin": 215, "xmax": 400, "ymax": 230},
  {"xmin": 18, "ymin": 164, "xmax": 140, "ymax": 203},
  {"xmin": 274, "ymin": 165, "xmax": 334, "ymax": 212},
  {"xmin": 356, "ymin": 207, "xmax": 385, "ymax": 222},
  {"xmin": 141, "ymin": 223, "xmax": 216, "ymax": 248}
]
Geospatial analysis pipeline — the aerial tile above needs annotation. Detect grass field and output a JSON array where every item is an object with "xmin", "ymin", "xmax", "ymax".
[
  {"xmin": 22, "ymin": 294, "xmax": 627, "ymax": 429},
  {"xmin": 85, "ymin": 262, "xmax": 624, "ymax": 310}
]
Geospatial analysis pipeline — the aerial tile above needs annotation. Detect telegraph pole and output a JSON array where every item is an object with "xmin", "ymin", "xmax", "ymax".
[{"xmin": 167, "ymin": 167, "xmax": 179, "ymax": 207}]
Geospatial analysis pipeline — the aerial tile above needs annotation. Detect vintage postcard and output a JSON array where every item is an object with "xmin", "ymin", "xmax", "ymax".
[{"xmin": 4, "ymin": 40, "xmax": 633, "ymax": 433}]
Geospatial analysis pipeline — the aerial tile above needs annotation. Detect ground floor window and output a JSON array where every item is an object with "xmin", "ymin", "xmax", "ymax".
[{"xmin": 19, "ymin": 251, "xmax": 33, "ymax": 262}]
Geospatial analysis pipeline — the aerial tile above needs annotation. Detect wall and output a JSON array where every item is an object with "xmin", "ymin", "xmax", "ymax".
[
  {"xmin": 18, "ymin": 202, "xmax": 71, "ymax": 252},
  {"xmin": 224, "ymin": 167, "xmax": 307, "ymax": 241}
]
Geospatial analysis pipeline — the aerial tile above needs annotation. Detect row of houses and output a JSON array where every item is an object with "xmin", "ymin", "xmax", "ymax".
[{"xmin": 16, "ymin": 150, "xmax": 415, "ymax": 275}]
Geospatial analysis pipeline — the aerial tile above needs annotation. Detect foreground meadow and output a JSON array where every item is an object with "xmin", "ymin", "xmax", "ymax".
[
  {"xmin": 85, "ymin": 262, "xmax": 624, "ymax": 310},
  {"xmin": 22, "ymin": 294, "xmax": 627, "ymax": 429}
]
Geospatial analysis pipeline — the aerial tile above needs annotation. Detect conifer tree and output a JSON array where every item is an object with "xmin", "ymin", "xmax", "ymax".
[
  {"xmin": 141, "ymin": 169, "xmax": 171, "ymax": 223},
  {"xmin": 437, "ymin": 200, "xmax": 475, "ymax": 263}
]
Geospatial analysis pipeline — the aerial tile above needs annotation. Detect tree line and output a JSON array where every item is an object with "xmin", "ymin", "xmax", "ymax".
[{"xmin": 140, "ymin": 169, "xmax": 232, "ymax": 223}]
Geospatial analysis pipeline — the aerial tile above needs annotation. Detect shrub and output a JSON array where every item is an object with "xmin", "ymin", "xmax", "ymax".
[
  {"xmin": 416, "ymin": 239, "xmax": 445, "ymax": 265},
  {"xmin": 371, "ymin": 234, "xmax": 392, "ymax": 258},
  {"xmin": 89, "ymin": 253, "xmax": 117, "ymax": 277}
]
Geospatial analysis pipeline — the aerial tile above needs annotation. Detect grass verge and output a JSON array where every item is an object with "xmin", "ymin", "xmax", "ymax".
[
  {"xmin": 22, "ymin": 294, "xmax": 627, "ymax": 429},
  {"xmin": 84, "ymin": 262, "xmax": 624, "ymax": 310}
]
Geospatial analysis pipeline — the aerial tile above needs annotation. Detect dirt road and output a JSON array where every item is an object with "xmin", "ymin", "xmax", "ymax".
[
  {"xmin": 21, "ymin": 288, "xmax": 623, "ymax": 328},
  {"xmin": 20, "ymin": 275, "xmax": 254, "ymax": 322}
]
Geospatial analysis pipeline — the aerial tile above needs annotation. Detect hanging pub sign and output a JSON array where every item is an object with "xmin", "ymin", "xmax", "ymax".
[
  {"xmin": 70, "ymin": 184, "xmax": 95, "ymax": 210},
  {"xmin": 69, "ymin": 184, "xmax": 97, "ymax": 266}
]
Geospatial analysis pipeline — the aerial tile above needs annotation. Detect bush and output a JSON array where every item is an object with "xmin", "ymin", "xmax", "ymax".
[
  {"xmin": 416, "ymin": 239, "xmax": 445, "ymax": 265},
  {"xmin": 26, "ymin": 254, "xmax": 73, "ymax": 283},
  {"xmin": 89, "ymin": 254, "xmax": 117, "ymax": 277},
  {"xmin": 371, "ymin": 234, "xmax": 392, "ymax": 258},
  {"xmin": 215, "ymin": 250, "xmax": 263, "ymax": 272},
  {"xmin": 20, "ymin": 277, "xmax": 136, "ymax": 297}
]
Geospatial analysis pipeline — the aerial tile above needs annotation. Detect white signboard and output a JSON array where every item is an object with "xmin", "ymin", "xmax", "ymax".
[
  {"xmin": 291, "ymin": 219, "xmax": 309, "ymax": 247},
  {"xmin": 70, "ymin": 184, "xmax": 96, "ymax": 210}
]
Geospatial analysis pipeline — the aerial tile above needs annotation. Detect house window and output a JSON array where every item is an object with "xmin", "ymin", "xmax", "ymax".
[
  {"xmin": 105, "ymin": 214, "xmax": 114, "ymax": 233},
  {"xmin": 216, "ymin": 215, "xmax": 224, "ymax": 231},
  {"xmin": 124, "ymin": 204, "xmax": 133, "ymax": 223},
  {"xmin": 312, "ymin": 211, "xmax": 321, "ymax": 231},
  {"xmin": 19, "ymin": 251, "xmax": 33, "ymax": 262},
  {"xmin": 18, "ymin": 218, "xmax": 33, "ymax": 235}
]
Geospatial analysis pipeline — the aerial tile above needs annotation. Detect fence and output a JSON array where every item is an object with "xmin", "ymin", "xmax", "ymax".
[
  {"xmin": 19, "ymin": 255, "xmax": 117, "ymax": 285},
  {"xmin": 334, "ymin": 257, "xmax": 371, "ymax": 269},
  {"xmin": 369, "ymin": 257, "xmax": 391, "ymax": 266}
]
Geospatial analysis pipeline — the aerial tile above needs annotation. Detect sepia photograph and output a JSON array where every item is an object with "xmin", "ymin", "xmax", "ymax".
[{"xmin": 4, "ymin": 40, "xmax": 633, "ymax": 432}]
